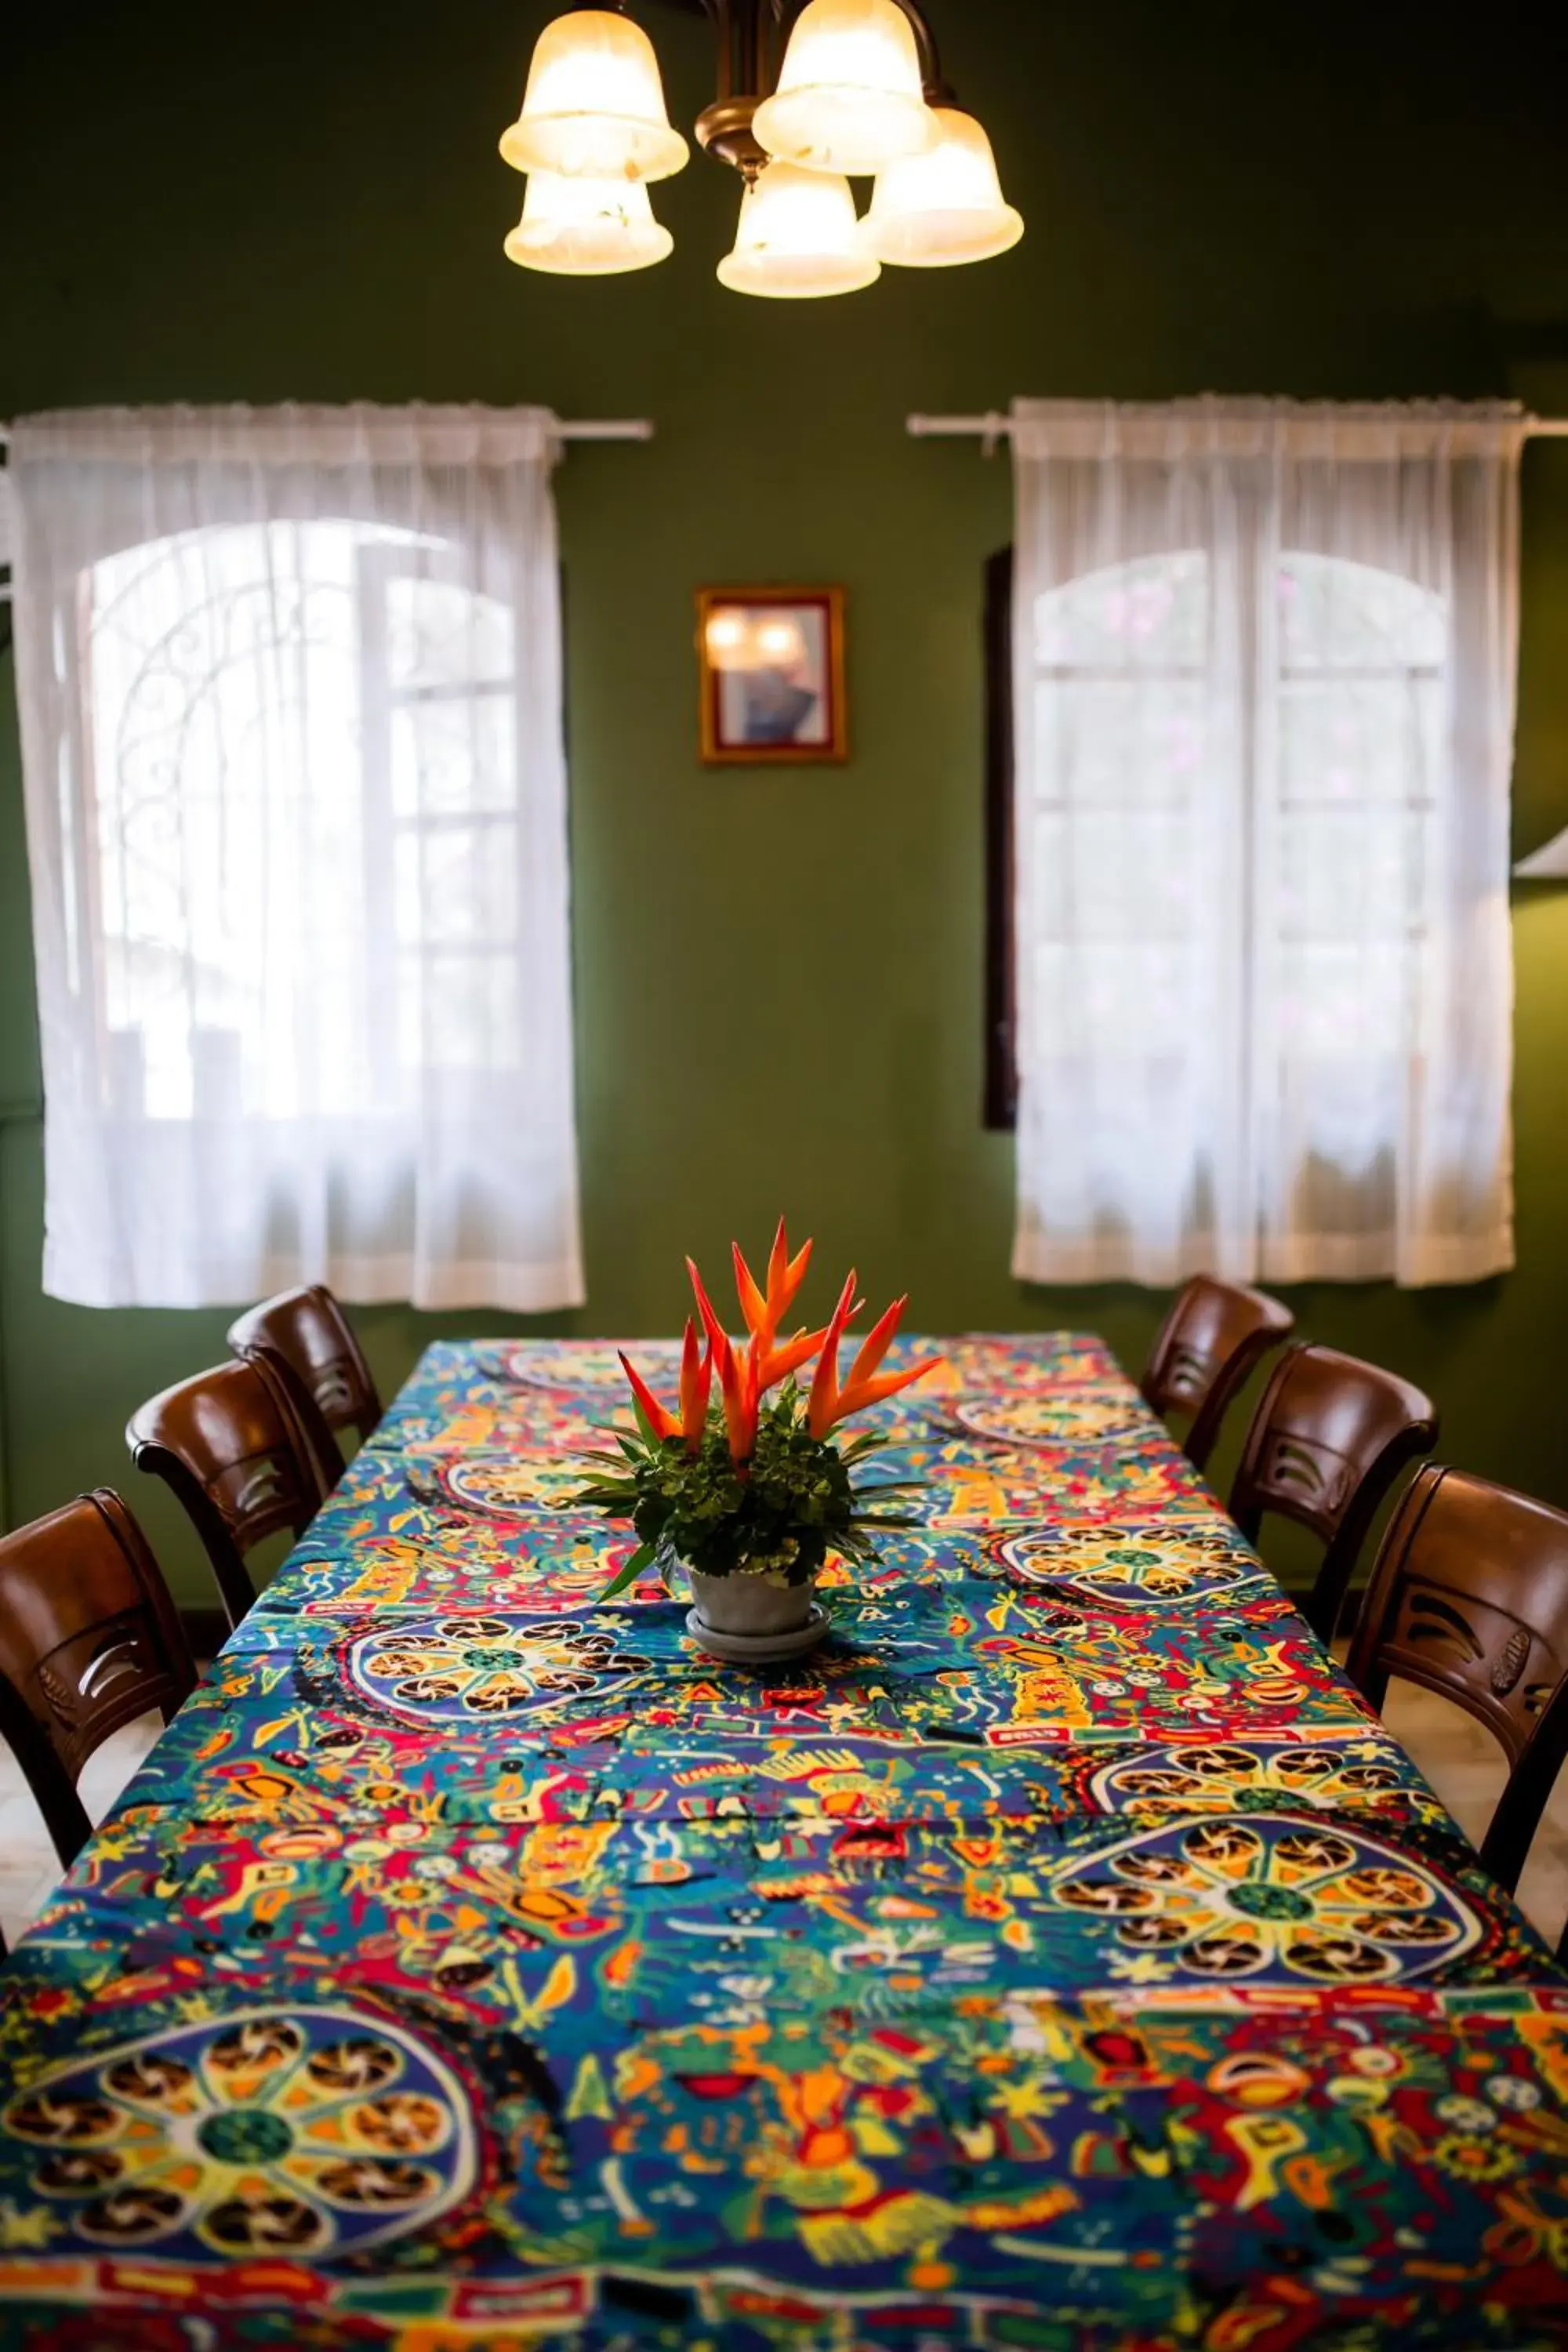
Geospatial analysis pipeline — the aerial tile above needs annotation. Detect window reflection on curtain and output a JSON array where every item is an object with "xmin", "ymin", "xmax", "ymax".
[
  {"xmin": 1269, "ymin": 555, "xmax": 1443, "ymax": 1185},
  {"xmin": 1011, "ymin": 399, "xmax": 1521, "ymax": 1288},
  {"xmin": 13, "ymin": 405, "xmax": 583, "ymax": 1310}
]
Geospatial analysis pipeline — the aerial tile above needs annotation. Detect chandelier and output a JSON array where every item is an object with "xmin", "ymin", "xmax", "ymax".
[{"xmin": 499, "ymin": 0, "xmax": 1023, "ymax": 296}]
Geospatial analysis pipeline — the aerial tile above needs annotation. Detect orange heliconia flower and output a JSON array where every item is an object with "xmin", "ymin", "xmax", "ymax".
[
  {"xmin": 734, "ymin": 1219, "xmax": 813, "ymax": 1345},
  {"xmin": 677, "ymin": 1318, "xmax": 712, "ymax": 1450},
  {"xmin": 734, "ymin": 1219, "xmax": 833, "ymax": 1394},
  {"xmin": 808, "ymin": 1275, "xmax": 942, "ymax": 1438},
  {"xmin": 687, "ymin": 1256, "xmax": 760, "ymax": 1467},
  {"xmin": 611, "ymin": 1225, "xmax": 942, "ymax": 1471},
  {"xmin": 617, "ymin": 1351, "xmax": 681, "ymax": 1443},
  {"xmin": 710, "ymin": 1325, "xmax": 761, "ymax": 1467},
  {"xmin": 688, "ymin": 1230, "xmax": 818, "ymax": 1467},
  {"xmin": 619, "ymin": 1316, "xmax": 711, "ymax": 1454}
]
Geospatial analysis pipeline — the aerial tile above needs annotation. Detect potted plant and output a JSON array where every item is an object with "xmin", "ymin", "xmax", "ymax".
[{"xmin": 574, "ymin": 1224, "xmax": 942, "ymax": 1663}]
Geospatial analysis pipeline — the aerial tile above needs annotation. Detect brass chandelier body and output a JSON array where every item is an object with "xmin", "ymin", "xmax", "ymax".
[
  {"xmin": 689, "ymin": 0, "xmax": 943, "ymax": 178},
  {"xmin": 499, "ymin": 0, "xmax": 1024, "ymax": 296}
]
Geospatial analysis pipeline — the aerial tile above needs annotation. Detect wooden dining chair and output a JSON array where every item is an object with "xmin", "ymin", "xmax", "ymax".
[
  {"xmin": 227, "ymin": 1284, "xmax": 382, "ymax": 1490},
  {"xmin": 125, "ymin": 1359, "xmax": 331, "ymax": 1630},
  {"xmin": 0, "ymin": 1490, "xmax": 197, "ymax": 1868},
  {"xmin": 1139, "ymin": 1275, "xmax": 1296, "ymax": 1472},
  {"xmin": 1348, "ymin": 1465, "xmax": 1568, "ymax": 1898},
  {"xmin": 1230, "ymin": 1342, "xmax": 1439, "ymax": 1646}
]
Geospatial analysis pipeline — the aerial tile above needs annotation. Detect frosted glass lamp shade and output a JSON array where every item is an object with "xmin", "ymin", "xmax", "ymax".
[
  {"xmin": 499, "ymin": 9, "xmax": 689, "ymax": 183},
  {"xmin": 863, "ymin": 107, "xmax": 1024, "ymax": 267},
  {"xmin": 504, "ymin": 172, "xmax": 673, "ymax": 276},
  {"xmin": 753, "ymin": 0, "xmax": 934, "ymax": 177},
  {"xmin": 717, "ymin": 162, "xmax": 880, "ymax": 299}
]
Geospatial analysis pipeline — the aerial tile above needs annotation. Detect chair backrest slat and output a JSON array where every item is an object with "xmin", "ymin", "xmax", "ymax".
[
  {"xmin": 126, "ymin": 1359, "xmax": 329, "ymax": 1629},
  {"xmin": 1229, "ymin": 1342, "xmax": 1439, "ymax": 1645},
  {"xmin": 1140, "ymin": 1276, "xmax": 1295, "ymax": 1473},
  {"xmin": 227, "ymin": 1286, "xmax": 382, "ymax": 1490},
  {"xmin": 0, "ymin": 1490, "xmax": 196, "ymax": 1868},
  {"xmin": 1347, "ymin": 1464, "xmax": 1568, "ymax": 1896}
]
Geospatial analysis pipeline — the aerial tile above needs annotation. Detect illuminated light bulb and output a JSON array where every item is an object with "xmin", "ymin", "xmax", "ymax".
[
  {"xmin": 499, "ymin": 9, "xmax": 688, "ymax": 183},
  {"xmin": 756, "ymin": 618, "xmax": 805, "ymax": 661},
  {"xmin": 717, "ymin": 162, "xmax": 880, "ymax": 300},
  {"xmin": 503, "ymin": 172, "xmax": 673, "ymax": 276},
  {"xmin": 705, "ymin": 612, "xmax": 754, "ymax": 670},
  {"xmin": 753, "ymin": 0, "xmax": 935, "ymax": 177},
  {"xmin": 862, "ymin": 106, "xmax": 1024, "ymax": 267}
]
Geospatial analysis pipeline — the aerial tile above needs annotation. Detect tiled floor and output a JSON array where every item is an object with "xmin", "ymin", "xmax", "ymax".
[
  {"xmin": 1380, "ymin": 1677, "xmax": 1568, "ymax": 1952},
  {"xmin": 2, "ymin": 1682, "xmax": 1566, "ymax": 1956},
  {"xmin": 0, "ymin": 1712, "xmax": 163, "ymax": 1950}
]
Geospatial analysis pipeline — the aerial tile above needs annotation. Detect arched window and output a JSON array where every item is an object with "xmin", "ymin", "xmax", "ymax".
[
  {"xmin": 85, "ymin": 521, "xmax": 527, "ymax": 1123},
  {"xmin": 996, "ymin": 399, "xmax": 1518, "ymax": 1286},
  {"xmin": 989, "ymin": 547, "xmax": 1445, "ymax": 1138},
  {"xmin": 12, "ymin": 405, "xmax": 583, "ymax": 1310}
]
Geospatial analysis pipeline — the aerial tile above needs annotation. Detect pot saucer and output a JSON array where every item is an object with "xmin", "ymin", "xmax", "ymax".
[{"xmin": 685, "ymin": 1603, "xmax": 830, "ymax": 1665}]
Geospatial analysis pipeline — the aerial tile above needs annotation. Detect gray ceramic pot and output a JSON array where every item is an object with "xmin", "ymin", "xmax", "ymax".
[{"xmin": 686, "ymin": 1569, "xmax": 814, "ymax": 1639}]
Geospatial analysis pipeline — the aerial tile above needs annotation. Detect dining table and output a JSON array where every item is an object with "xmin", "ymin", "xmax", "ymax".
[{"xmin": 0, "ymin": 1330, "xmax": 1566, "ymax": 2350}]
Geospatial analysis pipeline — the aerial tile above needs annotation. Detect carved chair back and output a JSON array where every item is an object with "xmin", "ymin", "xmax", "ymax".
[
  {"xmin": 1347, "ymin": 1465, "xmax": 1568, "ymax": 1894},
  {"xmin": 126, "ymin": 1359, "xmax": 330, "ymax": 1629},
  {"xmin": 227, "ymin": 1289, "xmax": 383, "ymax": 1486},
  {"xmin": 0, "ymin": 1490, "xmax": 196, "ymax": 1867},
  {"xmin": 1229, "ymin": 1342, "xmax": 1439, "ymax": 1644},
  {"xmin": 1140, "ymin": 1275, "xmax": 1296, "ymax": 1472}
]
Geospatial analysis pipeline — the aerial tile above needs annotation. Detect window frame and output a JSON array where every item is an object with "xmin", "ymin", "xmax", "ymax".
[
  {"xmin": 983, "ymin": 545, "xmax": 1018, "ymax": 1131},
  {"xmin": 984, "ymin": 539, "xmax": 1447, "ymax": 1138}
]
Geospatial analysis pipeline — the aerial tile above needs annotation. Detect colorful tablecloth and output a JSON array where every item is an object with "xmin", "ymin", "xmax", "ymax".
[{"xmin": 1, "ymin": 1334, "xmax": 1566, "ymax": 2350}]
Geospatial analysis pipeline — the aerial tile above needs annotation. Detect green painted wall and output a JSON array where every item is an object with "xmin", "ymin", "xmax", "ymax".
[{"xmin": 3, "ymin": 0, "xmax": 1567, "ymax": 1604}]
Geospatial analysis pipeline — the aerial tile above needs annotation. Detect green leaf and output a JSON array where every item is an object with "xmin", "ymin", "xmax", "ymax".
[
  {"xmin": 598, "ymin": 1541, "xmax": 657, "ymax": 1602},
  {"xmin": 573, "ymin": 1484, "xmax": 639, "ymax": 1512},
  {"xmin": 572, "ymin": 1373, "xmax": 930, "ymax": 1592}
]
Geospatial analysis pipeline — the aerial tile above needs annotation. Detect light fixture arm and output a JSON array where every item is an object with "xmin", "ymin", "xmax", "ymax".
[
  {"xmin": 689, "ymin": 0, "xmax": 779, "ymax": 176},
  {"xmin": 880, "ymin": 0, "xmax": 949, "ymax": 101},
  {"xmin": 678, "ymin": 0, "xmax": 951, "ymax": 169}
]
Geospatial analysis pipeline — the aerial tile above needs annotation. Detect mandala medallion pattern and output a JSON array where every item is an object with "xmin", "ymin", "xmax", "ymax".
[
  {"xmin": 993, "ymin": 1520, "xmax": 1264, "ymax": 1607},
  {"xmin": 1, "ymin": 2007, "xmax": 476, "ymax": 2260},
  {"xmin": 410, "ymin": 1454, "xmax": 590, "ymax": 1517},
  {"xmin": 1051, "ymin": 1813, "xmax": 1481, "ymax": 1982},
  {"xmin": 347, "ymin": 1612, "xmax": 649, "ymax": 1725},
  {"xmin": 483, "ymin": 1340, "xmax": 682, "ymax": 1392},
  {"xmin": 948, "ymin": 1388, "xmax": 1152, "ymax": 1449},
  {"xmin": 0, "ymin": 1332, "xmax": 1560, "ymax": 2352},
  {"xmin": 1091, "ymin": 1738, "xmax": 1410, "ymax": 1816}
]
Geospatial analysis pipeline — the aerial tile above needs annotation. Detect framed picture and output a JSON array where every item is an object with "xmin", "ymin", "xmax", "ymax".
[{"xmin": 696, "ymin": 586, "xmax": 848, "ymax": 765}]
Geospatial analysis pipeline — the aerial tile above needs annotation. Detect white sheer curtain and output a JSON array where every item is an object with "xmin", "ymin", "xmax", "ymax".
[
  {"xmin": 1010, "ymin": 397, "xmax": 1523, "ymax": 1290},
  {"xmin": 11, "ymin": 404, "xmax": 585, "ymax": 1310}
]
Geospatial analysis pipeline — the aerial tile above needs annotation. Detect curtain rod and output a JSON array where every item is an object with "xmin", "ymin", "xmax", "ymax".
[
  {"xmin": 553, "ymin": 420, "xmax": 655, "ymax": 441},
  {"xmin": 0, "ymin": 417, "xmax": 655, "ymax": 451},
  {"xmin": 908, "ymin": 409, "xmax": 1568, "ymax": 452}
]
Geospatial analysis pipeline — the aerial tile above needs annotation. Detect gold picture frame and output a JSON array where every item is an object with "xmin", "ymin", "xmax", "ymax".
[{"xmin": 696, "ymin": 586, "xmax": 848, "ymax": 766}]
